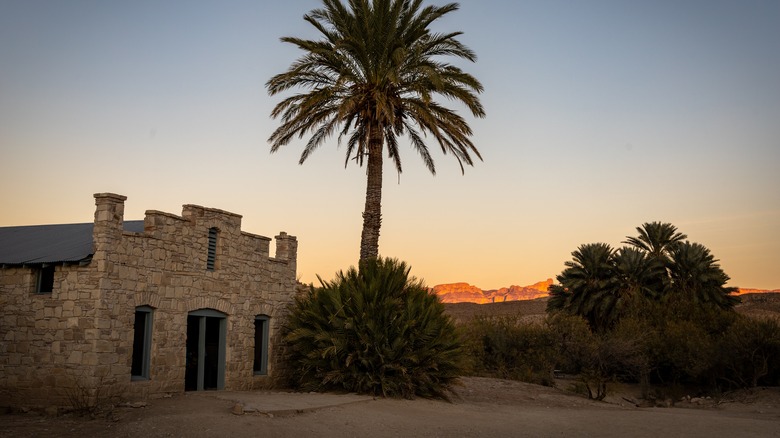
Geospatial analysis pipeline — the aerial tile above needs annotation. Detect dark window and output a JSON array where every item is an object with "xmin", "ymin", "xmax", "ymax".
[
  {"xmin": 206, "ymin": 228, "xmax": 218, "ymax": 271},
  {"xmin": 36, "ymin": 265, "xmax": 55, "ymax": 293},
  {"xmin": 254, "ymin": 315, "xmax": 270, "ymax": 375},
  {"xmin": 131, "ymin": 306, "xmax": 154, "ymax": 380}
]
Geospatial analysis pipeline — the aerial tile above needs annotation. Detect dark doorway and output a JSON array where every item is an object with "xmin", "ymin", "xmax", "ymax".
[{"xmin": 185, "ymin": 310, "xmax": 226, "ymax": 391}]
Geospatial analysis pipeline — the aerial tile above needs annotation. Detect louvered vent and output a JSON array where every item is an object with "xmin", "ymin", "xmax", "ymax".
[{"xmin": 206, "ymin": 227, "xmax": 218, "ymax": 271}]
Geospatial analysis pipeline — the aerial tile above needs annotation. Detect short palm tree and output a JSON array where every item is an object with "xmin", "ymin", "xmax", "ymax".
[
  {"xmin": 283, "ymin": 257, "xmax": 463, "ymax": 399},
  {"xmin": 547, "ymin": 243, "xmax": 618, "ymax": 331},
  {"xmin": 548, "ymin": 244, "xmax": 667, "ymax": 331},
  {"xmin": 611, "ymin": 246, "xmax": 665, "ymax": 309},
  {"xmin": 667, "ymin": 241, "xmax": 739, "ymax": 310},
  {"xmin": 623, "ymin": 221, "xmax": 687, "ymax": 261},
  {"xmin": 267, "ymin": 0, "xmax": 485, "ymax": 260},
  {"xmin": 550, "ymin": 223, "xmax": 740, "ymax": 333}
]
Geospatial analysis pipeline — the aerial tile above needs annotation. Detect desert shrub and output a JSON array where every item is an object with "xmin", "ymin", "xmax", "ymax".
[
  {"xmin": 718, "ymin": 316, "xmax": 780, "ymax": 388},
  {"xmin": 461, "ymin": 316, "xmax": 557, "ymax": 386},
  {"xmin": 635, "ymin": 297, "xmax": 737, "ymax": 390},
  {"xmin": 604, "ymin": 317, "xmax": 653, "ymax": 382},
  {"xmin": 64, "ymin": 375, "xmax": 118, "ymax": 416},
  {"xmin": 592, "ymin": 331, "xmax": 650, "ymax": 399},
  {"xmin": 655, "ymin": 294, "xmax": 739, "ymax": 335},
  {"xmin": 461, "ymin": 313, "xmax": 650, "ymax": 397},
  {"xmin": 648, "ymin": 319, "xmax": 716, "ymax": 387},
  {"xmin": 549, "ymin": 315, "xmax": 649, "ymax": 400},
  {"xmin": 282, "ymin": 257, "xmax": 462, "ymax": 399},
  {"xmin": 546, "ymin": 314, "xmax": 596, "ymax": 375}
]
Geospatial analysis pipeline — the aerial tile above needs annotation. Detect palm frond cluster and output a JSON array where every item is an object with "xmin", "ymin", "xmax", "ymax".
[
  {"xmin": 282, "ymin": 257, "xmax": 462, "ymax": 399},
  {"xmin": 547, "ymin": 222, "xmax": 739, "ymax": 331},
  {"xmin": 267, "ymin": 0, "xmax": 485, "ymax": 174}
]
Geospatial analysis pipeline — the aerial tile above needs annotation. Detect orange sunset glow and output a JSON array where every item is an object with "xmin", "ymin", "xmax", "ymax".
[{"xmin": 1, "ymin": 1, "xmax": 778, "ymax": 292}]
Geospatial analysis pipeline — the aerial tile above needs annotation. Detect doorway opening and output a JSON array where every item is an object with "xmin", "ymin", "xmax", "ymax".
[{"xmin": 185, "ymin": 309, "xmax": 226, "ymax": 391}]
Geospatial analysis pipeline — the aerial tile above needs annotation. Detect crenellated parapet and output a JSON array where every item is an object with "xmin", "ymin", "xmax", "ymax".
[{"xmin": 92, "ymin": 193, "xmax": 295, "ymax": 267}]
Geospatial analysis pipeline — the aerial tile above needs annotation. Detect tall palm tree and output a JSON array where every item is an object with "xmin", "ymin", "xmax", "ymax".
[{"xmin": 267, "ymin": 0, "xmax": 485, "ymax": 260}]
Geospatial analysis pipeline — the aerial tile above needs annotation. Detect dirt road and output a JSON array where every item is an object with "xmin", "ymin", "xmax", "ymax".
[{"xmin": 3, "ymin": 377, "xmax": 779, "ymax": 437}]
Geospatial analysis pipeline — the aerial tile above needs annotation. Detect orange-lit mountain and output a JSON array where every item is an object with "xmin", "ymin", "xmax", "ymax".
[
  {"xmin": 432, "ymin": 280, "xmax": 776, "ymax": 304},
  {"xmin": 432, "ymin": 279, "xmax": 553, "ymax": 304},
  {"xmin": 735, "ymin": 288, "xmax": 780, "ymax": 295}
]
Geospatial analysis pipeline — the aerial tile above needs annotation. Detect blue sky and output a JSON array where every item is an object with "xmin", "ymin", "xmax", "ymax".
[{"xmin": 1, "ymin": 0, "xmax": 778, "ymax": 289}]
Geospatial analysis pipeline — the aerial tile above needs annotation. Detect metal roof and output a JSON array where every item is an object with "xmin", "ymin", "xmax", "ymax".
[{"xmin": 0, "ymin": 221, "xmax": 144, "ymax": 266}]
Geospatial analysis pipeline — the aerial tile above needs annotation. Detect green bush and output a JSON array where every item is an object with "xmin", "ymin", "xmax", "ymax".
[
  {"xmin": 461, "ymin": 316, "xmax": 557, "ymax": 386},
  {"xmin": 282, "ymin": 257, "xmax": 462, "ymax": 399}
]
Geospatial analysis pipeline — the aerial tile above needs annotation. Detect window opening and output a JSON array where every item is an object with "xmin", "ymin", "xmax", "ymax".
[
  {"xmin": 131, "ymin": 306, "xmax": 154, "ymax": 380},
  {"xmin": 36, "ymin": 265, "xmax": 55, "ymax": 294},
  {"xmin": 254, "ymin": 315, "xmax": 270, "ymax": 375},
  {"xmin": 206, "ymin": 228, "xmax": 218, "ymax": 271}
]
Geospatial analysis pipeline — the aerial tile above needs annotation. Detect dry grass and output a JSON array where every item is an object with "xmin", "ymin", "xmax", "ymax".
[
  {"xmin": 444, "ymin": 298, "xmax": 549, "ymax": 324},
  {"xmin": 734, "ymin": 292, "xmax": 780, "ymax": 319}
]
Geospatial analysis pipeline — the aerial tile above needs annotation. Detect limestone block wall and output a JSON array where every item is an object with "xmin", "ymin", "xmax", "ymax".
[
  {"xmin": 0, "ymin": 193, "xmax": 298, "ymax": 410},
  {"xmin": 0, "ymin": 263, "xmax": 106, "ymax": 409}
]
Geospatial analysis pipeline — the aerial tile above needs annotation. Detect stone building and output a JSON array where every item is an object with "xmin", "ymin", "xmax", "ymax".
[{"xmin": 0, "ymin": 193, "xmax": 298, "ymax": 410}]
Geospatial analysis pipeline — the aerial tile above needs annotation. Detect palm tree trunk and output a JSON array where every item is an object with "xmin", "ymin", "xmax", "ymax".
[{"xmin": 359, "ymin": 128, "xmax": 383, "ymax": 261}]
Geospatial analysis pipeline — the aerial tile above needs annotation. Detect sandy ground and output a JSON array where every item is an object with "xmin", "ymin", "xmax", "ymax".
[{"xmin": 3, "ymin": 377, "xmax": 779, "ymax": 438}]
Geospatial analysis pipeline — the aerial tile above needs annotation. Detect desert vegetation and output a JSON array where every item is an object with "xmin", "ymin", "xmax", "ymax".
[
  {"xmin": 281, "ymin": 222, "xmax": 779, "ymax": 403},
  {"xmin": 460, "ymin": 222, "xmax": 780, "ymax": 401},
  {"xmin": 460, "ymin": 301, "xmax": 780, "ymax": 401},
  {"xmin": 282, "ymin": 258, "xmax": 463, "ymax": 399}
]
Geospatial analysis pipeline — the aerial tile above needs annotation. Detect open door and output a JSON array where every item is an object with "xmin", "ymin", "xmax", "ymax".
[{"xmin": 185, "ymin": 309, "xmax": 226, "ymax": 391}]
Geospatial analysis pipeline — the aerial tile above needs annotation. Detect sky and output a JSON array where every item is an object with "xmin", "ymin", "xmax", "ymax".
[{"xmin": 1, "ymin": 0, "xmax": 778, "ymax": 290}]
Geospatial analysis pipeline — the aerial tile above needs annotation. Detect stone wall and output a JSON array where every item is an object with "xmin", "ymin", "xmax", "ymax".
[
  {"xmin": 0, "ymin": 193, "xmax": 298, "ymax": 410},
  {"xmin": 0, "ymin": 262, "xmax": 103, "ymax": 410}
]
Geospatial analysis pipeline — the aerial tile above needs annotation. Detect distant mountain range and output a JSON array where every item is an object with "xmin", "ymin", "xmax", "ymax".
[
  {"xmin": 431, "ymin": 279, "xmax": 553, "ymax": 304},
  {"xmin": 430, "ymin": 280, "xmax": 778, "ymax": 304},
  {"xmin": 733, "ymin": 287, "xmax": 780, "ymax": 296}
]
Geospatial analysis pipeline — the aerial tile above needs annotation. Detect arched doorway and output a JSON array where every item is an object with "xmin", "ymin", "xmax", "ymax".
[{"xmin": 185, "ymin": 309, "xmax": 226, "ymax": 391}]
